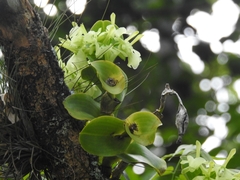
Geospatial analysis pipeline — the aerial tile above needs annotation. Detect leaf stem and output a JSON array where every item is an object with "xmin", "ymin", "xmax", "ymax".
[{"xmin": 111, "ymin": 161, "xmax": 128, "ymax": 180}]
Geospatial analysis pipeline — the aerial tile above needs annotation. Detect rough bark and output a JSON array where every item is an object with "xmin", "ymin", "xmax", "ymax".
[{"xmin": 0, "ymin": 0, "xmax": 103, "ymax": 179}]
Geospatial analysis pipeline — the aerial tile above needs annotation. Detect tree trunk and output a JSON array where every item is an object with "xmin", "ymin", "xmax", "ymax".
[{"xmin": 0, "ymin": 0, "xmax": 103, "ymax": 179}]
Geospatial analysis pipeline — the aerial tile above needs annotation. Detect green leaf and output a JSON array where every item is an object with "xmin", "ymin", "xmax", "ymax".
[
  {"xmin": 81, "ymin": 66, "xmax": 103, "ymax": 98},
  {"xmin": 169, "ymin": 143, "xmax": 213, "ymax": 161},
  {"xmin": 63, "ymin": 93, "xmax": 100, "ymax": 120},
  {"xmin": 81, "ymin": 66, "xmax": 100, "ymax": 85},
  {"xmin": 118, "ymin": 142, "xmax": 167, "ymax": 175},
  {"xmin": 79, "ymin": 116, "xmax": 131, "ymax": 156},
  {"xmin": 149, "ymin": 166, "xmax": 174, "ymax": 179},
  {"xmin": 100, "ymin": 92, "xmax": 121, "ymax": 115},
  {"xmin": 115, "ymin": 70, "xmax": 128, "ymax": 102},
  {"xmin": 91, "ymin": 60, "xmax": 127, "ymax": 94},
  {"xmin": 125, "ymin": 112, "xmax": 162, "ymax": 146}
]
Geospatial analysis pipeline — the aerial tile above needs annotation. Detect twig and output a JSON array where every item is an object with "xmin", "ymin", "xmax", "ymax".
[{"xmin": 154, "ymin": 83, "xmax": 189, "ymax": 144}]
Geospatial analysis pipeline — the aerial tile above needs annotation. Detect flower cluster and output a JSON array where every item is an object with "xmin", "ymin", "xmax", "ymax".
[
  {"xmin": 57, "ymin": 13, "xmax": 143, "ymax": 95},
  {"xmin": 59, "ymin": 13, "xmax": 143, "ymax": 69},
  {"xmin": 180, "ymin": 142, "xmax": 240, "ymax": 180}
]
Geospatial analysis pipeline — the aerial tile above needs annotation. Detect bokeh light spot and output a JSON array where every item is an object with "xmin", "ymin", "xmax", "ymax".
[
  {"xmin": 217, "ymin": 102, "xmax": 229, "ymax": 113},
  {"xmin": 34, "ymin": 0, "xmax": 49, "ymax": 8},
  {"xmin": 187, "ymin": 0, "xmax": 239, "ymax": 44},
  {"xmin": 221, "ymin": 113, "xmax": 231, "ymax": 122},
  {"xmin": 236, "ymin": 105, "xmax": 240, "ymax": 114},
  {"xmin": 126, "ymin": 25, "xmax": 137, "ymax": 33},
  {"xmin": 202, "ymin": 136, "xmax": 221, "ymax": 152},
  {"xmin": 205, "ymin": 101, "xmax": 216, "ymax": 112},
  {"xmin": 140, "ymin": 29, "xmax": 161, "ymax": 53},
  {"xmin": 214, "ymin": 150, "xmax": 227, "ymax": 165},
  {"xmin": 210, "ymin": 41, "xmax": 223, "ymax": 54},
  {"xmin": 66, "ymin": 0, "xmax": 87, "ymax": 15},
  {"xmin": 222, "ymin": 75, "xmax": 232, "ymax": 86},
  {"xmin": 211, "ymin": 77, "xmax": 223, "ymax": 91},
  {"xmin": 216, "ymin": 88, "xmax": 229, "ymax": 103},
  {"xmin": 217, "ymin": 53, "xmax": 228, "ymax": 65},
  {"xmin": 43, "ymin": 4, "xmax": 57, "ymax": 16},
  {"xmin": 153, "ymin": 133, "xmax": 163, "ymax": 147},
  {"xmin": 233, "ymin": 79, "xmax": 240, "ymax": 99},
  {"xmin": 0, "ymin": 50, "xmax": 3, "ymax": 59},
  {"xmin": 175, "ymin": 34, "xmax": 204, "ymax": 74},
  {"xmin": 199, "ymin": 79, "xmax": 211, "ymax": 91},
  {"xmin": 198, "ymin": 127, "xmax": 209, "ymax": 137},
  {"xmin": 133, "ymin": 163, "xmax": 145, "ymax": 175}
]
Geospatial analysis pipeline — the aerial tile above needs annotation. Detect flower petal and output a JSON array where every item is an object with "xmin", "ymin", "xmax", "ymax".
[{"xmin": 127, "ymin": 49, "xmax": 142, "ymax": 69}]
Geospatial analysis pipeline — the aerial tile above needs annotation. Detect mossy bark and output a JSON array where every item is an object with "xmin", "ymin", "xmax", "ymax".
[{"xmin": 0, "ymin": 0, "xmax": 103, "ymax": 179}]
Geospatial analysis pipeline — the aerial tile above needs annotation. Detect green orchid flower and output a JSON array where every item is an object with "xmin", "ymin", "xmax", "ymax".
[
  {"xmin": 181, "ymin": 155, "xmax": 207, "ymax": 173},
  {"xmin": 59, "ymin": 13, "xmax": 142, "ymax": 67}
]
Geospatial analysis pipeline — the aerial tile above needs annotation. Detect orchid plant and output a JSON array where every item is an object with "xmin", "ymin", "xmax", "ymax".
[{"xmin": 56, "ymin": 13, "xmax": 167, "ymax": 179}]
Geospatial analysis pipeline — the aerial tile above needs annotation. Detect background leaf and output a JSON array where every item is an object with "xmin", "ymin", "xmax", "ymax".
[{"xmin": 118, "ymin": 142, "xmax": 167, "ymax": 175}]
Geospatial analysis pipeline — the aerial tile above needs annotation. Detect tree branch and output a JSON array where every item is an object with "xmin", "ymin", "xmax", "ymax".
[{"xmin": 0, "ymin": 0, "xmax": 103, "ymax": 179}]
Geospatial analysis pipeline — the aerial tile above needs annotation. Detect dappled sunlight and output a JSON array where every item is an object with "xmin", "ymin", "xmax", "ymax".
[
  {"xmin": 43, "ymin": 4, "xmax": 57, "ymax": 16},
  {"xmin": 175, "ymin": 0, "xmax": 240, "ymax": 74},
  {"xmin": 217, "ymin": 103, "xmax": 229, "ymax": 113},
  {"xmin": 66, "ymin": 0, "xmax": 87, "ymax": 15},
  {"xmin": 34, "ymin": 0, "xmax": 87, "ymax": 15},
  {"xmin": 223, "ymin": 39, "xmax": 240, "ymax": 55},
  {"xmin": 140, "ymin": 29, "xmax": 161, "ymax": 53},
  {"xmin": 133, "ymin": 163, "xmax": 145, "ymax": 175},
  {"xmin": 199, "ymin": 79, "xmax": 211, "ymax": 92},
  {"xmin": 205, "ymin": 101, "xmax": 216, "ymax": 112},
  {"xmin": 200, "ymin": 113, "xmax": 231, "ymax": 152},
  {"xmin": 174, "ymin": 33, "xmax": 204, "ymax": 74},
  {"xmin": 196, "ymin": 112, "xmax": 232, "ymax": 153},
  {"xmin": 214, "ymin": 150, "xmax": 227, "ymax": 165},
  {"xmin": 236, "ymin": 105, "xmax": 240, "ymax": 114},
  {"xmin": 217, "ymin": 53, "xmax": 229, "ymax": 65},
  {"xmin": 233, "ymin": 79, "xmax": 240, "ymax": 99},
  {"xmin": 196, "ymin": 114, "xmax": 229, "ymax": 144},
  {"xmin": 34, "ymin": 0, "xmax": 49, "ymax": 8},
  {"xmin": 216, "ymin": 88, "xmax": 229, "ymax": 103},
  {"xmin": 187, "ymin": 0, "xmax": 239, "ymax": 44},
  {"xmin": 210, "ymin": 77, "xmax": 224, "ymax": 91},
  {"xmin": 202, "ymin": 136, "xmax": 221, "ymax": 152}
]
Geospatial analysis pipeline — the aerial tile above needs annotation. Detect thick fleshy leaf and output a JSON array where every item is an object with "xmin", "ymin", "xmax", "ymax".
[
  {"xmin": 81, "ymin": 66, "xmax": 103, "ymax": 98},
  {"xmin": 63, "ymin": 93, "xmax": 100, "ymax": 120},
  {"xmin": 115, "ymin": 70, "xmax": 128, "ymax": 102},
  {"xmin": 125, "ymin": 112, "xmax": 162, "ymax": 146},
  {"xmin": 118, "ymin": 142, "xmax": 167, "ymax": 175},
  {"xmin": 100, "ymin": 92, "xmax": 121, "ymax": 115},
  {"xmin": 81, "ymin": 66, "xmax": 99, "ymax": 85},
  {"xmin": 91, "ymin": 60, "xmax": 127, "ymax": 94},
  {"xmin": 79, "ymin": 116, "xmax": 131, "ymax": 156}
]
